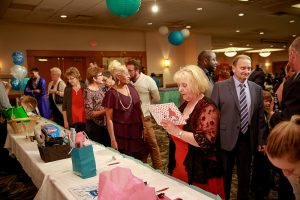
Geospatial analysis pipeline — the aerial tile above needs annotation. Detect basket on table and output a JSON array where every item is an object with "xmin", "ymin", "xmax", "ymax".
[{"xmin": 4, "ymin": 106, "xmax": 38, "ymax": 134}]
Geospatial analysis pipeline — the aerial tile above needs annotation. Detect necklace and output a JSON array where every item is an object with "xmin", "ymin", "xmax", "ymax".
[{"xmin": 116, "ymin": 85, "xmax": 132, "ymax": 110}]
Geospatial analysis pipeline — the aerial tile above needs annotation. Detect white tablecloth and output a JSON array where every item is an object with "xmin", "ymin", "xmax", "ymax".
[{"xmin": 5, "ymin": 119, "xmax": 220, "ymax": 200}]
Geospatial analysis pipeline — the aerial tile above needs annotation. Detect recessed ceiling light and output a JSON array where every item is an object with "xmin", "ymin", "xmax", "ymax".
[
  {"xmin": 236, "ymin": 30, "xmax": 240, "ymax": 33},
  {"xmin": 292, "ymin": 3, "xmax": 300, "ymax": 8},
  {"xmin": 229, "ymin": 43, "xmax": 233, "ymax": 46},
  {"xmin": 196, "ymin": 7, "xmax": 203, "ymax": 11},
  {"xmin": 238, "ymin": 0, "xmax": 249, "ymax": 1},
  {"xmin": 270, "ymin": 45, "xmax": 274, "ymax": 47},
  {"xmin": 283, "ymin": 45, "xmax": 287, "ymax": 48},
  {"xmin": 60, "ymin": 15, "xmax": 67, "ymax": 18},
  {"xmin": 289, "ymin": 20, "xmax": 295, "ymax": 23},
  {"xmin": 186, "ymin": 25, "xmax": 191, "ymax": 29},
  {"xmin": 151, "ymin": 4, "xmax": 159, "ymax": 13},
  {"xmin": 147, "ymin": 22, "xmax": 152, "ymax": 26},
  {"xmin": 293, "ymin": 34, "xmax": 297, "ymax": 37},
  {"xmin": 246, "ymin": 44, "xmax": 250, "ymax": 47},
  {"xmin": 259, "ymin": 32, "xmax": 264, "ymax": 35},
  {"xmin": 238, "ymin": 13, "xmax": 245, "ymax": 16}
]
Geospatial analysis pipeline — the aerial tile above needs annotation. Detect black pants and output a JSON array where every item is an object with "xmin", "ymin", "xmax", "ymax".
[
  {"xmin": 86, "ymin": 120, "xmax": 110, "ymax": 147},
  {"xmin": 70, "ymin": 122, "xmax": 86, "ymax": 133},
  {"xmin": 222, "ymin": 131, "xmax": 252, "ymax": 200},
  {"xmin": 251, "ymin": 151, "xmax": 271, "ymax": 199}
]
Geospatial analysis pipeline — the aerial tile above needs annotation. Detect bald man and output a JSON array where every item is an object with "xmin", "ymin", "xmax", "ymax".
[{"xmin": 197, "ymin": 50, "xmax": 218, "ymax": 97}]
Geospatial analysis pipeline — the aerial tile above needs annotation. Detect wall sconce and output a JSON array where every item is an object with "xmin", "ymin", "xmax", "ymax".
[{"xmin": 163, "ymin": 58, "xmax": 170, "ymax": 68}]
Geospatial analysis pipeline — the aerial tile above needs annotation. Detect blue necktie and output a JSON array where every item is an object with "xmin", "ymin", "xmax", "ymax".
[{"xmin": 240, "ymin": 83, "xmax": 248, "ymax": 134}]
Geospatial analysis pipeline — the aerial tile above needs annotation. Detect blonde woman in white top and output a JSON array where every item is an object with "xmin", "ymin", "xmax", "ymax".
[{"xmin": 48, "ymin": 67, "xmax": 66, "ymax": 126}]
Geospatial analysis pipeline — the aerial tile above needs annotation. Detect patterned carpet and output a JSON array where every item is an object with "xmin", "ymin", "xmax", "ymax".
[{"xmin": 0, "ymin": 121, "xmax": 278, "ymax": 199}]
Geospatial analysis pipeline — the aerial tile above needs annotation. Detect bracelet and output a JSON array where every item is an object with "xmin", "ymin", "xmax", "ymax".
[{"xmin": 177, "ymin": 131, "xmax": 184, "ymax": 138}]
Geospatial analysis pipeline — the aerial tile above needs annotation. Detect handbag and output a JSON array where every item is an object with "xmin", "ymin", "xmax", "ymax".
[
  {"xmin": 54, "ymin": 81, "xmax": 63, "ymax": 104},
  {"xmin": 71, "ymin": 144, "xmax": 96, "ymax": 179}
]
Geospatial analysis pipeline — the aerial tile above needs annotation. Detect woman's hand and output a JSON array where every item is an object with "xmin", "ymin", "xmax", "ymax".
[
  {"xmin": 111, "ymin": 140, "xmax": 118, "ymax": 150},
  {"xmin": 161, "ymin": 119, "xmax": 180, "ymax": 136}
]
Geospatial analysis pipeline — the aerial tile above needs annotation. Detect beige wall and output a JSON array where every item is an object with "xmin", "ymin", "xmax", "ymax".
[{"xmin": 0, "ymin": 20, "xmax": 212, "ymax": 85}]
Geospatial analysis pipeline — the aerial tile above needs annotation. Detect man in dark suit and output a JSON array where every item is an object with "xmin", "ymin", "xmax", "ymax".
[
  {"xmin": 248, "ymin": 65, "xmax": 265, "ymax": 88},
  {"xmin": 270, "ymin": 36, "xmax": 300, "ymax": 200},
  {"xmin": 211, "ymin": 55, "xmax": 265, "ymax": 200},
  {"xmin": 197, "ymin": 50, "xmax": 218, "ymax": 96}
]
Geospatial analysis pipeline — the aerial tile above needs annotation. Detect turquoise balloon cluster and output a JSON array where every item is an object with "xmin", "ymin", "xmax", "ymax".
[
  {"xmin": 106, "ymin": 0, "xmax": 141, "ymax": 17},
  {"xmin": 10, "ymin": 51, "xmax": 29, "ymax": 90},
  {"xmin": 168, "ymin": 31, "xmax": 185, "ymax": 46}
]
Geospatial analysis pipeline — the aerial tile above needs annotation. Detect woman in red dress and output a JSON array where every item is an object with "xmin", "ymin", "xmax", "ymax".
[{"xmin": 161, "ymin": 65, "xmax": 225, "ymax": 199}]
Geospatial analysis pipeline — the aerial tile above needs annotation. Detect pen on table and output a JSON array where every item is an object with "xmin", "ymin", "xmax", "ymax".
[
  {"xmin": 156, "ymin": 187, "xmax": 169, "ymax": 193},
  {"xmin": 107, "ymin": 162, "xmax": 120, "ymax": 166}
]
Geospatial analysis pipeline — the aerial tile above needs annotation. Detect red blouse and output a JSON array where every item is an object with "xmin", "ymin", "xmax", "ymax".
[{"xmin": 71, "ymin": 88, "xmax": 85, "ymax": 124}]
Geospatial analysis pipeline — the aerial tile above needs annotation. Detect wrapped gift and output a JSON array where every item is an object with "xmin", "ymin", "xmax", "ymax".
[
  {"xmin": 98, "ymin": 167, "xmax": 157, "ymax": 200},
  {"xmin": 42, "ymin": 124, "xmax": 60, "ymax": 138}
]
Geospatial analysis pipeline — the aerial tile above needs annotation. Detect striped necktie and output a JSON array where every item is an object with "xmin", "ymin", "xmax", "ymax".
[{"xmin": 240, "ymin": 83, "xmax": 249, "ymax": 134}]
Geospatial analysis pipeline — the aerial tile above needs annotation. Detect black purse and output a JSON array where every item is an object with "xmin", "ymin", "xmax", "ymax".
[{"xmin": 55, "ymin": 81, "xmax": 64, "ymax": 104}]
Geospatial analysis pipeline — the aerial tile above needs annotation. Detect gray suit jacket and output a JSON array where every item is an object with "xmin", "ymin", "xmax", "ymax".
[{"xmin": 211, "ymin": 77, "xmax": 265, "ymax": 152}]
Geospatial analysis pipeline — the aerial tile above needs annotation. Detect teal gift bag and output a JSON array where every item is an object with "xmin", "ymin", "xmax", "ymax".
[{"xmin": 71, "ymin": 145, "xmax": 96, "ymax": 179}]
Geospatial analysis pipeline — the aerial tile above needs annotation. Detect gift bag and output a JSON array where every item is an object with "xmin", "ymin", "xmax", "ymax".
[
  {"xmin": 98, "ymin": 167, "xmax": 157, "ymax": 200},
  {"xmin": 71, "ymin": 144, "xmax": 96, "ymax": 179}
]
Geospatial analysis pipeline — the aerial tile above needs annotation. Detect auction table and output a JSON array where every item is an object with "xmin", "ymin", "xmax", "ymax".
[{"xmin": 5, "ymin": 119, "xmax": 221, "ymax": 200}]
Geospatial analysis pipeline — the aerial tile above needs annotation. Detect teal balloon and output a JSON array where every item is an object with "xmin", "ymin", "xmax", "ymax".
[
  {"xmin": 10, "ymin": 77, "xmax": 21, "ymax": 90},
  {"xmin": 12, "ymin": 51, "xmax": 25, "ymax": 65},
  {"xmin": 20, "ymin": 77, "xmax": 29, "ymax": 90},
  {"xmin": 106, "ymin": 0, "xmax": 141, "ymax": 17},
  {"xmin": 168, "ymin": 31, "xmax": 185, "ymax": 46}
]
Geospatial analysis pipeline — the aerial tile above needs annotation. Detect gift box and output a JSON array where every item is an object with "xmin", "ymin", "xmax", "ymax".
[
  {"xmin": 3, "ymin": 106, "xmax": 28, "ymax": 120},
  {"xmin": 42, "ymin": 124, "xmax": 60, "ymax": 138},
  {"xmin": 38, "ymin": 144, "xmax": 71, "ymax": 163}
]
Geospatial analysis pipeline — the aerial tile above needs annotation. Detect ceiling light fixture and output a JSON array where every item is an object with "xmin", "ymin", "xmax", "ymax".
[
  {"xmin": 289, "ymin": 20, "xmax": 295, "ymax": 23},
  {"xmin": 236, "ymin": 30, "xmax": 240, "ymax": 33},
  {"xmin": 238, "ymin": 13, "xmax": 244, "ymax": 16},
  {"xmin": 246, "ymin": 44, "xmax": 250, "ymax": 47},
  {"xmin": 224, "ymin": 48, "xmax": 237, "ymax": 57},
  {"xmin": 151, "ymin": 0, "xmax": 159, "ymax": 13},
  {"xmin": 238, "ymin": 0, "xmax": 249, "ymax": 1},
  {"xmin": 259, "ymin": 32, "xmax": 264, "ymax": 35},
  {"xmin": 259, "ymin": 50, "xmax": 271, "ymax": 57},
  {"xmin": 147, "ymin": 22, "xmax": 153, "ymax": 25},
  {"xmin": 292, "ymin": 3, "xmax": 300, "ymax": 8},
  {"xmin": 60, "ymin": 15, "xmax": 67, "ymax": 18},
  {"xmin": 293, "ymin": 34, "xmax": 297, "ymax": 37},
  {"xmin": 186, "ymin": 25, "xmax": 191, "ymax": 29},
  {"xmin": 196, "ymin": 7, "xmax": 203, "ymax": 11}
]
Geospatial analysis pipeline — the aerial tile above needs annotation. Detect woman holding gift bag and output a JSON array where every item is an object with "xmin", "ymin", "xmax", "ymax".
[
  {"xmin": 48, "ymin": 67, "xmax": 66, "ymax": 126},
  {"xmin": 102, "ymin": 60, "xmax": 147, "ymax": 161},
  {"xmin": 62, "ymin": 67, "xmax": 86, "ymax": 132},
  {"xmin": 161, "ymin": 65, "xmax": 224, "ymax": 198}
]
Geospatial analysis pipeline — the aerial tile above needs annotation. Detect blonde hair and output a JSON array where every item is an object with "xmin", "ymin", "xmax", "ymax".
[
  {"xmin": 108, "ymin": 60, "xmax": 128, "ymax": 81},
  {"xmin": 266, "ymin": 115, "xmax": 300, "ymax": 162},
  {"xmin": 174, "ymin": 65, "xmax": 210, "ymax": 95},
  {"xmin": 64, "ymin": 67, "xmax": 81, "ymax": 80},
  {"xmin": 50, "ymin": 67, "xmax": 61, "ymax": 76}
]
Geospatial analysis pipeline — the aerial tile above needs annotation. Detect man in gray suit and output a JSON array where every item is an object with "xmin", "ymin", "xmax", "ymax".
[{"xmin": 211, "ymin": 55, "xmax": 265, "ymax": 200}]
